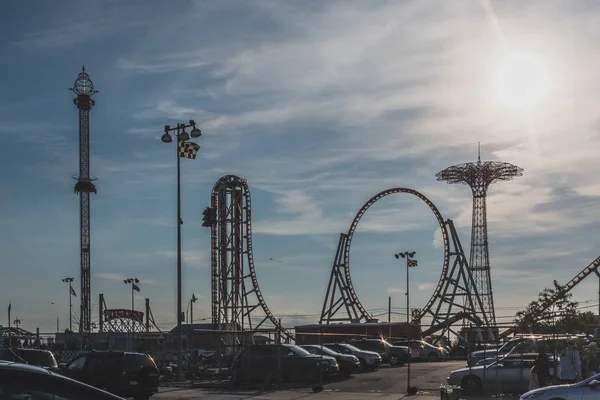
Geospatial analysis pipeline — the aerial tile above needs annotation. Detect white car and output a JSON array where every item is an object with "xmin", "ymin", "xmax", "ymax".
[{"xmin": 520, "ymin": 373, "xmax": 600, "ymax": 400}]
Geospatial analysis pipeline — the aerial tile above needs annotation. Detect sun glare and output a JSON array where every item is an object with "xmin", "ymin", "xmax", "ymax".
[{"xmin": 490, "ymin": 53, "xmax": 550, "ymax": 109}]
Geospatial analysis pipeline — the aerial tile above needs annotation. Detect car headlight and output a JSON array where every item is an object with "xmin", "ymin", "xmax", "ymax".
[{"xmin": 521, "ymin": 391, "xmax": 546, "ymax": 399}]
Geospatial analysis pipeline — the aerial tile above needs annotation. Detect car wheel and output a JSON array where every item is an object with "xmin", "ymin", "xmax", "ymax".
[
  {"xmin": 388, "ymin": 355, "xmax": 400, "ymax": 367},
  {"xmin": 359, "ymin": 359, "xmax": 367, "ymax": 372},
  {"xmin": 461, "ymin": 375, "xmax": 482, "ymax": 393}
]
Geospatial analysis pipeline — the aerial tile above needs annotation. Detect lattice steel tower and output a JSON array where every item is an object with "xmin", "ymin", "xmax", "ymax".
[
  {"xmin": 69, "ymin": 67, "xmax": 98, "ymax": 335},
  {"xmin": 436, "ymin": 147, "xmax": 523, "ymax": 325}
]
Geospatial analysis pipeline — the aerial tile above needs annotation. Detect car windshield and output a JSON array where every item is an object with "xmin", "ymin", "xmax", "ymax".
[
  {"xmin": 312, "ymin": 346, "xmax": 338, "ymax": 356},
  {"xmin": 340, "ymin": 343, "xmax": 362, "ymax": 352},
  {"xmin": 285, "ymin": 345, "xmax": 311, "ymax": 356},
  {"xmin": 18, "ymin": 350, "xmax": 57, "ymax": 367}
]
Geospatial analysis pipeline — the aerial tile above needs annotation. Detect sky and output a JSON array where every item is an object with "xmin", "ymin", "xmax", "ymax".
[{"xmin": 1, "ymin": 0, "xmax": 600, "ymax": 335}]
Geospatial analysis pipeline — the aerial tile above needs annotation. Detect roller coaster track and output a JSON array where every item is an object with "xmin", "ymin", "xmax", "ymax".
[
  {"xmin": 500, "ymin": 255, "xmax": 600, "ymax": 338},
  {"xmin": 209, "ymin": 175, "xmax": 293, "ymax": 341},
  {"xmin": 320, "ymin": 187, "xmax": 489, "ymax": 336}
]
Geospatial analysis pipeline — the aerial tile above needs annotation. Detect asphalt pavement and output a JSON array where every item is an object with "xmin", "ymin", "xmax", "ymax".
[{"xmin": 154, "ymin": 361, "xmax": 476, "ymax": 400}]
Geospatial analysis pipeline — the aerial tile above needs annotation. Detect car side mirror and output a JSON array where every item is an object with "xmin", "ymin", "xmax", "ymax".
[{"xmin": 589, "ymin": 379, "xmax": 600, "ymax": 387}]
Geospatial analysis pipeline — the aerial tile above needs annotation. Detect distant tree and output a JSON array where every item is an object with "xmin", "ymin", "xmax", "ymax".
[{"xmin": 515, "ymin": 281, "xmax": 597, "ymax": 334}]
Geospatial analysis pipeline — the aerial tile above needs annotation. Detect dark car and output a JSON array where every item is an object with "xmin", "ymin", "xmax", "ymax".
[
  {"xmin": 348, "ymin": 339, "xmax": 410, "ymax": 366},
  {"xmin": 234, "ymin": 344, "xmax": 333, "ymax": 383},
  {"xmin": 60, "ymin": 351, "xmax": 159, "ymax": 400},
  {"xmin": 0, "ymin": 348, "xmax": 59, "ymax": 372},
  {"xmin": 0, "ymin": 361, "xmax": 124, "ymax": 400},
  {"xmin": 301, "ymin": 344, "xmax": 361, "ymax": 376},
  {"xmin": 323, "ymin": 343, "xmax": 382, "ymax": 371}
]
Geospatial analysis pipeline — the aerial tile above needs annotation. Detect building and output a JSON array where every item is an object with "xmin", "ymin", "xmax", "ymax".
[{"xmin": 294, "ymin": 322, "xmax": 421, "ymax": 345}]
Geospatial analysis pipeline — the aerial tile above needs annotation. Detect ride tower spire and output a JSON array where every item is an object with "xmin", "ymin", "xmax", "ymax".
[{"xmin": 69, "ymin": 66, "xmax": 98, "ymax": 338}]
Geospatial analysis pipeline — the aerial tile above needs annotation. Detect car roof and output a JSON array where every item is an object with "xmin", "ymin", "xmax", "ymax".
[
  {"xmin": 15, "ymin": 348, "xmax": 52, "ymax": 353},
  {"xmin": 0, "ymin": 361, "xmax": 51, "ymax": 375}
]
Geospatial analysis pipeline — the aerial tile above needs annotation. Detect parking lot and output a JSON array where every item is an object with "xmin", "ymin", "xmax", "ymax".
[{"xmin": 155, "ymin": 361, "xmax": 466, "ymax": 399}]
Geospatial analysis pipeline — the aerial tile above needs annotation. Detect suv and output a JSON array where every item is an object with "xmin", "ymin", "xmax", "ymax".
[
  {"xmin": 233, "ymin": 344, "xmax": 330, "ymax": 384},
  {"xmin": 323, "ymin": 343, "xmax": 382, "ymax": 371},
  {"xmin": 60, "ymin": 351, "xmax": 159, "ymax": 400},
  {"xmin": 0, "ymin": 348, "xmax": 59, "ymax": 371},
  {"xmin": 348, "ymin": 339, "xmax": 411, "ymax": 366}
]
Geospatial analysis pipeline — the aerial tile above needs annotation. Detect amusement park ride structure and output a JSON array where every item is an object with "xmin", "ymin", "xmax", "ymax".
[
  {"xmin": 204, "ymin": 175, "xmax": 294, "ymax": 341},
  {"xmin": 436, "ymin": 148, "xmax": 523, "ymax": 326},
  {"xmin": 205, "ymin": 174, "xmax": 600, "ymax": 341},
  {"xmin": 69, "ymin": 67, "xmax": 98, "ymax": 339}
]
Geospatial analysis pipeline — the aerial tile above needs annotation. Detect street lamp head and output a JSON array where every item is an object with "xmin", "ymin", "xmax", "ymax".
[
  {"xmin": 124, "ymin": 279, "xmax": 128, "ymax": 284},
  {"xmin": 409, "ymin": 252, "xmax": 416, "ymax": 258},
  {"xmin": 161, "ymin": 133, "xmax": 173, "ymax": 143},
  {"xmin": 134, "ymin": 278, "xmax": 140, "ymax": 283},
  {"xmin": 394, "ymin": 254, "xmax": 400, "ymax": 259},
  {"xmin": 179, "ymin": 130, "xmax": 190, "ymax": 141},
  {"xmin": 190, "ymin": 126, "xmax": 202, "ymax": 138}
]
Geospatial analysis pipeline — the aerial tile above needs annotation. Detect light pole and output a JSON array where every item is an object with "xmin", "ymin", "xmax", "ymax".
[
  {"xmin": 124, "ymin": 278, "xmax": 140, "ymax": 313},
  {"xmin": 124, "ymin": 278, "xmax": 140, "ymax": 350},
  {"xmin": 62, "ymin": 277, "xmax": 75, "ymax": 332},
  {"xmin": 394, "ymin": 250, "xmax": 418, "ymax": 395},
  {"xmin": 161, "ymin": 120, "xmax": 202, "ymax": 381},
  {"xmin": 393, "ymin": 251, "xmax": 418, "ymax": 323},
  {"xmin": 187, "ymin": 294, "xmax": 198, "ymax": 324}
]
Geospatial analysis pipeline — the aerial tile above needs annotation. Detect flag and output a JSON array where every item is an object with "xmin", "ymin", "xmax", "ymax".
[
  {"xmin": 179, "ymin": 141, "xmax": 200, "ymax": 159},
  {"xmin": 132, "ymin": 283, "xmax": 140, "ymax": 292},
  {"xmin": 408, "ymin": 259, "xmax": 418, "ymax": 267},
  {"xmin": 70, "ymin": 286, "xmax": 77, "ymax": 297},
  {"xmin": 191, "ymin": 294, "xmax": 197, "ymax": 302}
]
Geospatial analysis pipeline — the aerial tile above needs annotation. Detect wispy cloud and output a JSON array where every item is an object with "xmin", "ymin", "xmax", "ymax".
[
  {"xmin": 94, "ymin": 272, "xmax": 157, "ymax": 286},
  {"xmin": 155, "ymin": 250, "xmax": 209, "ymax": 269}
]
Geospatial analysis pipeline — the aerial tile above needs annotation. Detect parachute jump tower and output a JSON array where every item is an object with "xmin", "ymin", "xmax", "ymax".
[{"xmin": 436, "ymin": 147, "xmax": 523, "ymax": 326}]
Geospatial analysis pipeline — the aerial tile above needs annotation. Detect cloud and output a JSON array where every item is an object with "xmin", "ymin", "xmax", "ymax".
[
  {"xmin": 387, "ymin": 287, "xmax": 404, "ymax": 295},
  {"xmin": 155, "ymin": 250, "xmax": 209, "ymax": 269},
  {"xmin": 418, "ymin": 283, "xmax": 435, "ymax": 292},
  {"xmin": 94, "ymin": 272, "xmax": 157, "ymax": 286}
]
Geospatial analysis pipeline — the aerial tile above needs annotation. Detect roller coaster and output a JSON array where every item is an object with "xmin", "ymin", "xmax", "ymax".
[{"xmin": 205, "ymin": 174, "xmax": 600, "ymax": 341}]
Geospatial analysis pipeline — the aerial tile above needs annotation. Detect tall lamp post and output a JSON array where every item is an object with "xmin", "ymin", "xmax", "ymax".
[
  {"xmin": 393, "ymin": 251, "xmax": 418, "ymax": 322},
  {"xmin": 161, "ymin": 120, "xmax": 202, "ymax": 381},
  {"xmin": 124, "ymin": 278, "xmax": 140, "ymax": 350},
  {"xmin": 187, "ymin": 294, "xmax": 198, "ymax": 324},
  {"xmin": 394, "ymin": 251, "xmax": 418, "ymax": 395},
  {"xmin": 62, "ymin": 277, "xmax": 75, "ymax": 332}
]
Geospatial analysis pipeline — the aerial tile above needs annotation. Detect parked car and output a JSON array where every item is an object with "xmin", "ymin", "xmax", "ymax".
[
  {"xmin": 60, "ymin": 351, "xmax": 159, "ymax": 400},
  {"xmin": 348, "ymin": 339, "xmax": 410, "ymax": 366},
  {"xmin": 520, "ymin": 372, "xmax": 600, "ymax": 400},
  {"xmin": 300, "ymin": 345, "xmax": 361, "ymax": 375},
  {"xmin": 391, "ymin": 339, "xmax": 448, "ymax": 360},
  {"xmin": 467, "ymin": 337, "xmax": 537, "ymax": 367},
  {"xmin": 233, "ymin": 344, "xmax": 335, "ymax": 383},
  {"xmin": 0, "ymin": 348, "xmax": 59, "ymax": 372},
  {"xmin": 447, "ymin": 356, "xmax": 556, "ymax": 394},
  {"xmin": 0, "ymin": 361, "xmax": 124, "ymax": 400},
  {"xmin": 323, "ymin": 343, "xmax": 382, "ymax": 371}
]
